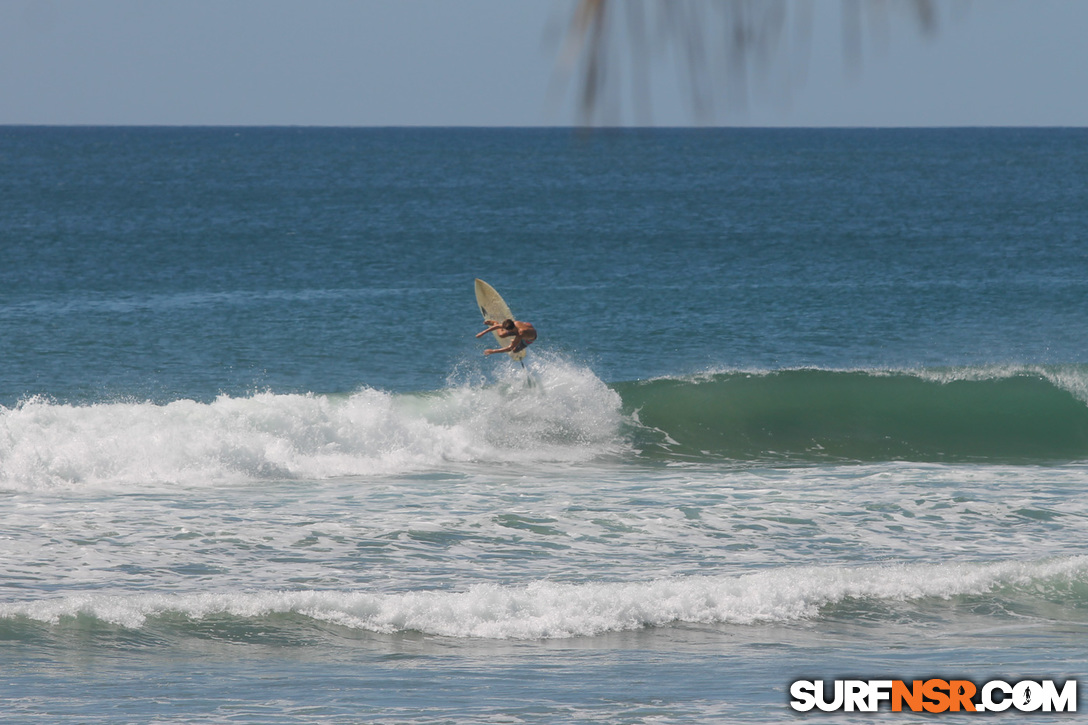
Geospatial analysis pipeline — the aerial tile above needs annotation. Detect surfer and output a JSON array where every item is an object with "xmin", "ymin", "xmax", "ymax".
[{"xmin": 476, "ymin": 318, "xmax": 537, "ymax": 355}]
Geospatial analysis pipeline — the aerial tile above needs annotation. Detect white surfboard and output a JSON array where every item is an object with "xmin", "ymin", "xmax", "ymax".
[{"xmin": 474, "ymin": 278, "xmax": 528, "ymax": 361}]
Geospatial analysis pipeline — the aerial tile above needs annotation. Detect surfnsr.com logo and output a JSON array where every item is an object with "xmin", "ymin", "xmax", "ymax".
[{"xmin": 789, "ymin": 679, "xmax": 1078, "ymax": 713}]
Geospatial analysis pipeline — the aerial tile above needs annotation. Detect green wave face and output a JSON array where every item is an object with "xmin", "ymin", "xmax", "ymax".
[{"xmin": 616, "ymin": 369, "xmax": 1088, "ymax": 463}]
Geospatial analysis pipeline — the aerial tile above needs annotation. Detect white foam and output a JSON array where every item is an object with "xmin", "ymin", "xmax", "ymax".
[
  {"xmin": 5, "ymin": 557, "xmax": 1085, "ymax": 638},
  {"xmin": 0, "ymin": 357, "xmax": 624, "ymax": 490}
]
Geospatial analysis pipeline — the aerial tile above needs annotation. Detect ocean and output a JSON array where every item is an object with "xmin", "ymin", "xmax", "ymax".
[{"xmin": 1, "ymin": 126, "xmax": 1087, "ymax": 722}]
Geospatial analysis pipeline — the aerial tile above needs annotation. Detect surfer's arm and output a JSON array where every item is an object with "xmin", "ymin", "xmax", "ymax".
[
  {"xmin": 484, "ymin": 337, "xmax": 520, "ymax": 355},
  {"xmin": 476, "ymin": 323, "xmax": 503, "ymax": 338}
]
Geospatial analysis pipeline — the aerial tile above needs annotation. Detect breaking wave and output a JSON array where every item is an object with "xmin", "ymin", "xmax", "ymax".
[
  {"xmin": 3, "ymin": 557, "xmax": 1085, "ymax": 640},
  {"xmin": 0, "ymin": 357, "xmax": 623, "ymax": 490},
  {"xmin": 6, "ymin": 362, "xmax": 1088, "ymax": 491}
]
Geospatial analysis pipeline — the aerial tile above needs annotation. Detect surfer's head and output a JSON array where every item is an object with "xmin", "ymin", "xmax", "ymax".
[{"xmin": 502, "ymin": 319, "xmax": 515, "ymax": 330}]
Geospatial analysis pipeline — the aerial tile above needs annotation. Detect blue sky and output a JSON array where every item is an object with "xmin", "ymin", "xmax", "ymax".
[{"xmin": 1, "ymin": 0, "xmax": 1085, "ymax": 126}]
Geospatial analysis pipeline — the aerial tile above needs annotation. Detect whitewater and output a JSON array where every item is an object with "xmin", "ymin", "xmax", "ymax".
[{"xmin": 0, "ymin": 359, "xmax": 621, "ymax": 489}]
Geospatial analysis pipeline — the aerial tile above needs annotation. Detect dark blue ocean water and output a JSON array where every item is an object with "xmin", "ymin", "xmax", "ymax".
[
  {"xmin": 2, "ymin": 127, "xmax": 1088, "ymax": 723},
  {"xmin": 4, "ymin": 128, "xmax": 1087, "ymax": 404}
]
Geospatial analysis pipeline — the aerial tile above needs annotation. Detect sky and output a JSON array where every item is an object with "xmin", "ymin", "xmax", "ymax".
[{"xmin": 0, "ymin": 0, "xmax": 1085, "ymax": 127}]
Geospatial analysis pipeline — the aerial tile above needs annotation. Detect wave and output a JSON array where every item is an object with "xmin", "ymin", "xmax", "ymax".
[
  {"xmin": 5, "ymin": 362, "xmax": 1088, "ymax": 490},
  {"xmin": 0, "ymin": 357, "xmax": 624, "ymax": 490},
  {"xmin": 618, "ymin": 366, "xmax": 1088, "ymax": 463},
  {"xmin": 3, "ymin": 557, "xmax": 1085, "ymax": 640}
]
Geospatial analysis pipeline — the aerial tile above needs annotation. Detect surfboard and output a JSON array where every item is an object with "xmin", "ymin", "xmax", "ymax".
[{"xmin": 474, "ymin": 278, "xmax": 528, "ymax": 361}]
